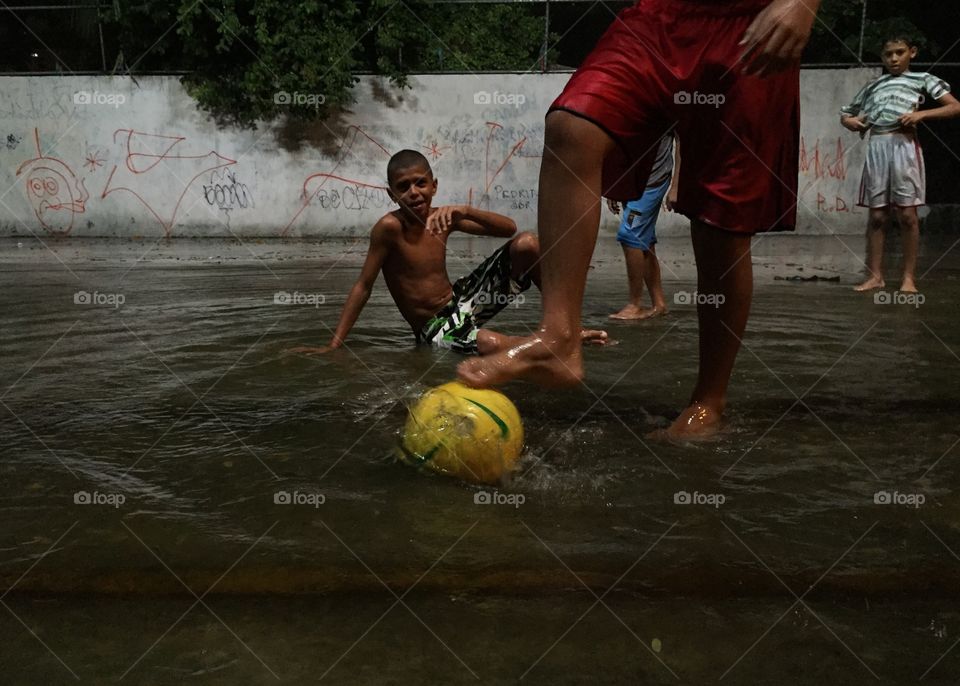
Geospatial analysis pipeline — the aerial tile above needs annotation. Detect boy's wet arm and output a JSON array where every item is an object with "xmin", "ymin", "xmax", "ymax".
[
  {"xmin": 324, "ymin": 221, "xmax": 394, "ymax": 349},
  {"xmin": 918, "ymin": 92, "xmax": 960, "ymax": 122},
  {"xmin": 453, "ymin": 205, "xmax": 517, "ymax": 237},
  {"xmin": 360, "ymin": 219, "xmax": 394, "ymax": 285}
]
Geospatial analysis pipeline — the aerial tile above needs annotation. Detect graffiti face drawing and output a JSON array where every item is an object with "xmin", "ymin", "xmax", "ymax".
[
  {"xmin": 16, "ymin": 129, "xmax": 89, "ymax": 236},
  {"xmin": 22, "ymin": 161, "xmax": 88, "ymax": 234}
]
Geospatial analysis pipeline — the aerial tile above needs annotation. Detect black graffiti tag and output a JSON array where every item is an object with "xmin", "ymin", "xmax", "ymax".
[{"xmin": 204, "ymin": 170, "xmax": 253, "ymax": 210}]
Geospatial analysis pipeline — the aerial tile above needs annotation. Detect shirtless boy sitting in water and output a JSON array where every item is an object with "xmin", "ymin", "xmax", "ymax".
[{"xmin": 290, "ymin": 150, "xmax": 607, "ymax": 355}]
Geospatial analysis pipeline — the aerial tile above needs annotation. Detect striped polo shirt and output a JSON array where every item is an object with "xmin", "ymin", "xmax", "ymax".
[{"xmin": 841, "ymin": 71, "xmax": 951, "ymax": 134}]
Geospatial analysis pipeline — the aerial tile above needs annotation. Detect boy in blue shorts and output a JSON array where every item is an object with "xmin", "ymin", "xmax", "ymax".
[
  {"xmin": 841, "ymin": 36, "xmax": 960, "ymax": 293},
  {"xmin": 607, "ymin": 133, "xmax": 677, "ymax": 320}
]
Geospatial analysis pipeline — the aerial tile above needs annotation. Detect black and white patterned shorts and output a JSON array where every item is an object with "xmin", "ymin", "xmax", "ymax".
[{"xmin": 416, "ymin": 242, "xmax": 532, "ymax": 355}]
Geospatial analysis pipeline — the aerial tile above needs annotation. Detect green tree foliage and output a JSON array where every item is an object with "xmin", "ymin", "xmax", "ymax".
[
  {"xmin": 375, "ymin": 1, "xmax": 551, "ymax": 83},
  {"xmin": 105, "ymin": 0, "xmax": 550, "ymax": 128},
  {"xmin": 809, "ymin": 0, "xmax": 934, "ymax": 63}
]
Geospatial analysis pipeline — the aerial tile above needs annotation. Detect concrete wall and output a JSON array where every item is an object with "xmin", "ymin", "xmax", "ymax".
[{"xmin": 0, "ymin": 70, "xmax": 880, "ymax": 239}]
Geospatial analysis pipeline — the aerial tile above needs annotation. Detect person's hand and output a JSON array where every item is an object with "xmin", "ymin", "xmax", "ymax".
[
  {"xmin": 285, "ymin": 344, "xmax": 338, "ymax": 355},
  {"xmin": 426, "ymin": 205, "xmax": 467, "ymax": 235},
  {"xmin": 899, "ymin": 111, "xmax": 924, "ymax": 128},
  {"xmin": 841, "ymin": 115, "xmax": 869, "ymax": 132},
  {"xmin": 606, "ymin": 198, "xmax": 621, "ymax": 215},
  {"xmin": 740, "ymin": 0, "xmax": 818, "ymax": 77},
  {"xmin": 663, "ymin": 186, "xmax": 678, "ymax": 211}
]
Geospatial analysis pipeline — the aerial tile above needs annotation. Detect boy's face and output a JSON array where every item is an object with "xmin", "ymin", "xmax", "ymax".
[
  {"xmin": 388, "ymin": 164, "xmax": 437, "ymax": 222},
  {"xmin": 882, "ymin": 41, "xmax": 917, "ymax": 75}
]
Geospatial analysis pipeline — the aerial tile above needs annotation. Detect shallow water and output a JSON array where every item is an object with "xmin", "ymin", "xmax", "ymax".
[{"xmin": 1, "ymin": 235, "xmax": 959, "ymax": 683}]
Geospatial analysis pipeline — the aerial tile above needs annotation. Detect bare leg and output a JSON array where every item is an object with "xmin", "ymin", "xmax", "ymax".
[
  {"xmin": 610, "ymin": 244, "xmax": 649, "ymax": 319},
  {"xmin": 509, "ymin": 231, "xmax": 542, "ymax": 289},
  {"xmin": 854, "ymin": 208, "xmax": 888, "ymax": 291},
  {"xmin": 477, "ymin": 328, "xmax": 608, "ymax": 356},
  {"xmin": 640, "ymin": 245, "xmax": 668, "ymax": 317},
  {"xmin": 895, "ymin": 206, "xmax": 920, "ymax": 292},
  {"xmin": 458, "ymin": 111, "xmax": 615, "ymax": 388},
  {"xmin": 656, "ymin": 221, "xmax": 752, "ymax": 440},
  {"xmin": 611, "ymin": 245, "xmax": 669, "ymax": 320},
  {"xmin": 477, "ymin": 231, "xmax": 607, "ymax": 356}
]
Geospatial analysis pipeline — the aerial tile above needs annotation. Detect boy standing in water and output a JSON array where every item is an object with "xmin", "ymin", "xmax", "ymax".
[
  {"xmin": 606, "ymin": 133, "xmax": 678, "ymax": 320},
  {"xmin": 290, "ymin": 150, "xmax": 606, "ymax": 355},
  {"xmin": 459, "ymin": 0, "xmax": 820, "ymax": 439},
  {"xmin": 841, "ymin": 36, "xmax": 960, "ymax": 293}
]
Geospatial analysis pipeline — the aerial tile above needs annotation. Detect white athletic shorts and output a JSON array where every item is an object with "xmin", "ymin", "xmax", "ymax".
[{"xmin": 858, "ymin": 132, "xmax": 925, "ymax": 208}]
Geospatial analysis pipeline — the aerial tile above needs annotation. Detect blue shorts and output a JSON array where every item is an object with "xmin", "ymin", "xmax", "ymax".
[{"xmin": 616, "ymin": 177, "xmax": 670, "ymax": 251}]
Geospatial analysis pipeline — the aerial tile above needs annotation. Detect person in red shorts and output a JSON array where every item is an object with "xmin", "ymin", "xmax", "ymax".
[{"xmin": 458, "ymin": 0, "xmax": 821, "ymax": 440}]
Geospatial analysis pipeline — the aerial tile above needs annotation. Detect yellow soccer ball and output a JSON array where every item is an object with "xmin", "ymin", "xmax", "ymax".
[{"xmin": 399, "ymin": 381, "xmax": 524, "ymax": 484}]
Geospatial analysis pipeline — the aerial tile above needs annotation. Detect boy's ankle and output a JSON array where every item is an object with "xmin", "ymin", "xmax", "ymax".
[{"xmin": 689, "ymin": 397, "xmax": 726, "ymax": 416}]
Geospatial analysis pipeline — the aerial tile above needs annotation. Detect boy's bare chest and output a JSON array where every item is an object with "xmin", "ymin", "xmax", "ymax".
[{"xmin": 389, "ymin": 233, "xmax": 448, "ymax": 274}]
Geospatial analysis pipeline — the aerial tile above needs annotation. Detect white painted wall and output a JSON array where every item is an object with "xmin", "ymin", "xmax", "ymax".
[{"xmin": 0, "ymin": 70, "xmax": 877, "ymax": 239}]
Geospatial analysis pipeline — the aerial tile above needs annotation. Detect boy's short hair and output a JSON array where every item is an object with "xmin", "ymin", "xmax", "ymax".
[
  {"xmin": 882, "ymin": 35, "xmax": 916, "ymax": 51},
  {"xmin": 387, "ymin": 150, "xmax": 432, "ymax": 186}
]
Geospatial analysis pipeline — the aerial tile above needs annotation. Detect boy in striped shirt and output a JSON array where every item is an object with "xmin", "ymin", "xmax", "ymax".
[{"xmin": 841, "ymin": 36, "xmax": 960, "ymax": 293}]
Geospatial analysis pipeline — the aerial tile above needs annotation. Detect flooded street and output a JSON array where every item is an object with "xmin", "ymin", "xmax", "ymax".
[{"xmin": 1, "ymin": 234, "xmax": 959, "ymax": 684}]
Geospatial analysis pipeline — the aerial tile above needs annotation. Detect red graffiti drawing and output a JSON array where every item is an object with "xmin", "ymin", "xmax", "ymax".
[
  {"xmin": 816, "ymin": 193, "xmax": 852, "ymax": 213},
  {"xmin": 799, "ymin": 136, "xmax": 848, "ymax": 181},
  {"xmin": 83, "ymin": 148, "xmax": 106, "ymax": 172},
  {"xmin": 281, "ymin": 125, "xmax": 391, "ymax": 236},
  {"xmin": 422, "ymin": 140, "xmax": 451, "ymax": 161},
  {"xmin": 101, "ymin": 129, "xmax": 236, "ymax": 237},
  {"xmin": 16, "ymin": 128, "xmax": 89, "ymax": 236},
  {"xmin": 467, "ymin": 121, "xmax": 532, "ymax": 208}
]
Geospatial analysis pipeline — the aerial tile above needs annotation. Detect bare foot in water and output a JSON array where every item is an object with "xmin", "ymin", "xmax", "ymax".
[
  {"xmin": 609, "ymin": 303, "xmax": 668, "ymax": 320},
  {"xmin": 647, "ymin": 402, "xmax": 723, "ymax": 442},
  {"xmin": 853, "ymin": 276, "xmax": 885, "ymax": 292},
  {"xmin": 899, "ymin": 277, "xmax": 918, "ymax": 293},
  {"xmin": 459, "ymin": 333, "xmax": 584, "ymax": 388}
]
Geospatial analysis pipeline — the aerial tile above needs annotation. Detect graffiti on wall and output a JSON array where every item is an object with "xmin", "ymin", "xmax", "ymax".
[
  {"xmin": 101, "ymin": 129, "xmax": 237, "ymax": 237},
  {"xmin": 83, "ymin": 146, "xmax": 107, "ymax": 172},
  {"xmin": 799, "ymin": 135, "xmax": 863, "ymax": 216},
  {"xmin": 467, "ymin": 121, "xmax": 531, "ymax": 208},
  {"xmin": 15, "ymin": 128, "xmax": 88, "ymax": 236},
  {"xmin": 281, "ymin": 125, "xmax": 391, "ymax": 236},
  {"xmin": 9, "ymin": 127, "xmax": 254, "ymax": 236}
]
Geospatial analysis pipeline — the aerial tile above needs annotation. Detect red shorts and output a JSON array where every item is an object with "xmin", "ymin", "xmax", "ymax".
[{"xmin": 550, "ymin": 0, "xmax": 800, "ymax": 233}]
